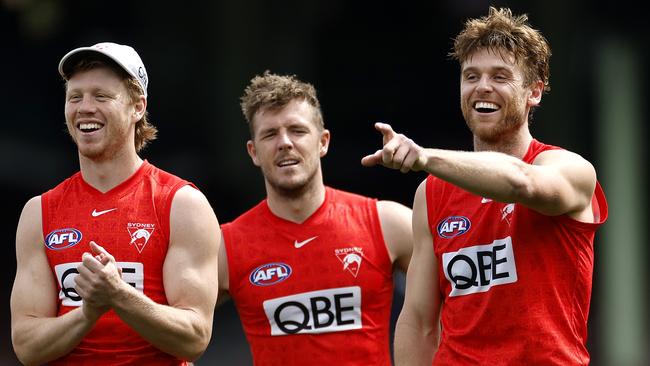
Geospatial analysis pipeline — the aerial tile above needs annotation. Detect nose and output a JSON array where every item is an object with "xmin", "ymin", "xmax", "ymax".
[
  {"xmin": 77, "ymin": 95, "xmax": 97, "ymax": 115},
  {"xmin": 277, "ymin": 131, "xmax": 293, "ymax": 151},
  {"xmin": 476, "ymin": 75, "xmax": 493, "ymax": 93}
]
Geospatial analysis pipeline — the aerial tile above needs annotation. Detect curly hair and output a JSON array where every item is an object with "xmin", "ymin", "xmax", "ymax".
[
  {"xmin": 451, "ymin": 7, "xmax": 551, "ymax": 93},
  {"xmin": 240, "ymin": 71, "xmax": 323, "ymax": 137},
  {"xmin": 63, "ymin": 56, "xmax": 157, "ymax": 152}
]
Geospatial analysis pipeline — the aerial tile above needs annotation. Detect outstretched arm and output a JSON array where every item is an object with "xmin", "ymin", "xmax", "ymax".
[
  {"xmin": 394, "ymin": 181, "xmax": 441, "ymax": 365},
  {"xmin": 11, "ymin": 197, "xmax": 107, "ymax": 365},
  {"xmin": 362, "ymin": 122, "xmax": 596, "ymax": 219},
  {"xmin": 75, "ymin": 186, "xmax": 221, "ymax": 361}
]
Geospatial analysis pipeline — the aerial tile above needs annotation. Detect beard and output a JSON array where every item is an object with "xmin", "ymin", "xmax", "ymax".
[
  {"xmin": 263, "ymin": 162, "xmax": 321, "ymax": 200},
  {"xmin": 67, "ymin": 120, "xmax": 132, "ymax": 162},
  {"xmin": 462, "ymin": 95, "xmax": 527, "ymax": 143}
]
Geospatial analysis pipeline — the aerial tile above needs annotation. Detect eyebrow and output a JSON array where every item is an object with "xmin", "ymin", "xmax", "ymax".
[
  {"xmin": 462, "ymin": 65, "xmax": 514, "ymax": 74},
  {"xmin": 65, "ymin": 86, "xmax": 116, "ymax": 95}
]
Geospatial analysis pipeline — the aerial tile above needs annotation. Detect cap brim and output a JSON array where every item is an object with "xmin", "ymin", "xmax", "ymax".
[{"xmin": 58, "ymin": 47, "xmax": 135, "ymax": 82}]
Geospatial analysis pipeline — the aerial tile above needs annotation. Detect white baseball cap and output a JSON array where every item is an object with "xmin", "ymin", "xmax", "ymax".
[{"xmin": 58, "ymin": 42, "xmax": 149, "ymax": 97}]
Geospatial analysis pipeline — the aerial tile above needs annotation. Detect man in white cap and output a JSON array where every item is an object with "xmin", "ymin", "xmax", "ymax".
[{"xmin": 10, "ymin": 42, "xmax": 220, "ymax": 365}]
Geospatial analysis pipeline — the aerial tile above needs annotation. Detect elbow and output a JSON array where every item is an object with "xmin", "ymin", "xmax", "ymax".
[
  {"xmin": 13, "ymin": 342, "xmax": 40, "ymax": 366},
  {"xmin": 177, "ymin": 325, "xmax": 211, "ymax": 362},
  {"xmin": 508, "ymin": 165, "xmax": 534, "ymax": 200},
  {"xmin": 13, "ymin": 339, "xmax": 52, "ymax": 366},
  {"xmin": 12, "ymin": 331, "xmax": 33, "ymax": 366},
  {"xmin": 186, "ymin": 340, "xmax": 209, "ymax": 362},
  {"xmin": 512, "ymin": 182, "xmax": 567, "ymax": 216},
  {"xmin": 13, "ymin": 347, "xmax": 30, "ymax": 366},
  {"xmin": 173, "ymin": 344, "xmax": 206, "ymax": 363},
  {"xmin": 507, "ymin": 165, "xmax": 542, "ymax": 205},
  {"xmin": 181, "ymin": 349, "xmax": 206, "ymax": 363},
  {"xmin": 510, "ymin": 181, "xmax": 535, "ymax": 203}
]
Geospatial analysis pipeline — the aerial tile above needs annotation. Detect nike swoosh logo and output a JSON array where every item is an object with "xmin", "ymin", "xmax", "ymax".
[
  {"xmin": 481, "ymin": 197, "xmax": 493, "ymax": 203},
  {"xmin": 91, "ymin": 208, "xmax": 118, "ymax": 217},
  {"xmin": 294, "ymin": 236, "xmax": 318, "ymax": 248}
]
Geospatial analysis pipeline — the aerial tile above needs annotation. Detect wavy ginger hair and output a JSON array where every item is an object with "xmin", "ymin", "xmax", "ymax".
[{"xmin": 451, "ymin": 6, "xmax": 551, "ymax": 93}]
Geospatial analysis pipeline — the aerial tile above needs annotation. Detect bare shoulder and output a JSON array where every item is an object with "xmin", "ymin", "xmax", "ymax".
[
  {"xmin": 534, "ymin": 149, "xmax": 595, "ymax": 172},
  {"xmin": 171, "ymin": 185, "xmax": 212, "ymax": 209},
  {"xmin": 530, "ymin": 148, "xmax": 597, "ymax": 219},
  {"xmin": 16, "ymin": 196, "xmax": 43, "ymax": 249},
  {"xmin": 21, "ymin": 195, "xmax": 42, "ymax": 217},
  {"xmin": 169, "ymin": 185, "xmax": 220, "ymax": 248},
  {"xmin": 377, "ymin": 200, "xmax": 412, "ymax": 218},
  {"xmin": 376, "ymin": 200, "xmax": 413, "ymax": 271},
  {"xmin": 534, "ymin": 149, "xmax": 597, "ymax": 189},
  {"xmin": 376, "ymin": 200, "xmax": 412, "ymax": 235}
]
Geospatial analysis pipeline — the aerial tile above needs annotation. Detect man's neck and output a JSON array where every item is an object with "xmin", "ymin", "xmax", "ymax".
[
  {"xmin": 266, "ymin": 181, "xmax": 326, "ymax": 224},
  {"xmin": 473, "ymin": 128, "xmax": 533, "ymax": 159},
  {"xmin": 79, "ymin": 151, "xmax": 143, "ymax": 193}
]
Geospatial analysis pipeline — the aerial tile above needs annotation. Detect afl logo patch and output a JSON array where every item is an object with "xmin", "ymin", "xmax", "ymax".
[
  {"xmin": 45, "ymin": 228, "xmax": 83, "ymax": 250},
  {"xmin": 250, "ymin": 263, "xmax": 292, "ymax": 286},
  {"xmin": 437, "ymin": 216, "xmax": 471, "ymax": 238}
]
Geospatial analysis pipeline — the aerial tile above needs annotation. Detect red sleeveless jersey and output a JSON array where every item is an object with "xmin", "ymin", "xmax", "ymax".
[
  {"xmin": 41, "ymin": 160, "xmax": 190, "ymax": 365},
  {"xmin": 427, "ymin": 140, "xmax": 608, "ymax": 365},
  {"xmin": 223, "ymin": 187, "xmax": 394, "ymax": 366}
]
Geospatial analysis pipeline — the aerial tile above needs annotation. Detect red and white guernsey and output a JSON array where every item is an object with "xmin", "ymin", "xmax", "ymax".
[
  {"xmin": 428, "ymin": 140, "xmax": 608, "ymax": 365},
  {"xmin": 223, "ymin": 187, "xmax": 394, "ymax": 366},
  {"xmin": 41, "ymin": 160, "xmax": 190, "ymax": 365}
]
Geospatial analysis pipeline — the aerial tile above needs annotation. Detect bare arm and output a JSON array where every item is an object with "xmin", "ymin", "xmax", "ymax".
[
  {"xmin": 362, "ymin": 123, "xmax": 596, "ymax": 219},
  {"xmin": 216, "ymin": 232, "xmax": 231, "ymax": 307},
  {"xmin": 394, "ymin": 181, "xmax": 441, "ymax": 365},
  {"xmin": 75, "ymin": 186, "xmax": 220, "ymax": 361},
  {"xmin": 376, "ymin": 200, "xmax": 413, "ymax": 273},
  {"xmin": 10, "ymin": 197, "xmax": 106, "ymax": 365}
]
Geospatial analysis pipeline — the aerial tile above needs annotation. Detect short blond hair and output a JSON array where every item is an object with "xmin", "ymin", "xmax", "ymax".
[{"xmin": 240, "ymin": 71, "xmax": 323, "ymax": 136}]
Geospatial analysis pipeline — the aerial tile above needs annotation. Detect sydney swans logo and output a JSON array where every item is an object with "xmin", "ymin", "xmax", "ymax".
[
  {"xmin": 335, "ymin": 247, "xmax": 364, "ymax": 277},
  {"xmin": 127, "ymin": 222, "xmax": 155, "ymax": 253}
]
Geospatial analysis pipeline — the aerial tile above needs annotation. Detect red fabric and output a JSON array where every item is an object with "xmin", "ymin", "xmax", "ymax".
[
  {"xmin": 223, "ymin": 187, "xmax": 394, "ymax": 366},
  {"xmin": 427, "ymin": 140, "xmax": 608, "ymax": 365},
  {"xmin": 42, "ymin": 160, "xmax": 190, "ymax": 365}
]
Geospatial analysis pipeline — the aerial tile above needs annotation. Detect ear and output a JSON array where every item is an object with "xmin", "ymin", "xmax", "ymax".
[
  {"xmin": 133, "ymin": 95, "xmax": 147, "ymax": 122},
  {"xmin": 246, "ymin": 140, "xmax": 261, "ymax": 166},
  {"xmin": 319, "ymin": 129, "xmax": 331, "ymax": 157},
  {"xmin": 527, "ymin": 80, "xmax": 544, "ymax": 107}
]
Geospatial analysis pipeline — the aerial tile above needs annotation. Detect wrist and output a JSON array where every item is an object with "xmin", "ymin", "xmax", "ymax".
[{"xmin": 81, "ymin": 303, "xmax": 107, "ymax": 324}]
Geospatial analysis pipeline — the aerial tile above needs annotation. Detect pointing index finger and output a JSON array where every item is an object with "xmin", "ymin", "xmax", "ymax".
[{"xmin": 374, "ymin": 122, "xmax": 396, "ymax": 145}]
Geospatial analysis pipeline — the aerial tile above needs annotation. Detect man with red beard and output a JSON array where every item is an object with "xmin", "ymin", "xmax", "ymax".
[
  {"xmin": 362, "ymin": 7, "xmax": 608, "ymax": 365},
  {"xmin": 10, "ymin": 42, "xmax": 220, "ymax": 365},
  {"xmin": 217, "ymin": 71, "xmax": 413, "ymax": 365}
]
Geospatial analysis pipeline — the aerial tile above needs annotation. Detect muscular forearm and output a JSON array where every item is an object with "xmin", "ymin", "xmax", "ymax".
[
  {"xmin": 111, "ymin": 283, "xmax": 210, "ymax": 361},
  {"xmin": 12, "ymin": 307, "xmax": 98, "ymax": 365},
  {"xmin": 423, "ymin": 148, "xmax": 532, "ymax": 203},
  {"xmin": 394, "ymin": 317, "xmax": 439, "ymax": 366}
]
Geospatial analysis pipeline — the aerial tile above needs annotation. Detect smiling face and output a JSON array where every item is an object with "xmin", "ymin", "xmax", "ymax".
[
  {"xmin": 460, "ymin": 48, "xmax": 543, "ymax": 144},
  {"xmin": 64, "ymin": 66, "xmax": 145, "ymax": 161},
  {"xmin": 247, "ymin": 98, "xmax": 330, "ymax": 198}
]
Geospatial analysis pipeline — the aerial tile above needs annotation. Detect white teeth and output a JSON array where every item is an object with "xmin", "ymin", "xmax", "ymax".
[
  {"xmin": 474, "ymin": 101, "xmax": 499, "ymax": 110},
  {"xmin": 79, "ymin": 122, "xmax": 103, "ymax": 131},
  {"xmin": 278, "ymin": 160, "xmax": 298, "ymax": 167}
]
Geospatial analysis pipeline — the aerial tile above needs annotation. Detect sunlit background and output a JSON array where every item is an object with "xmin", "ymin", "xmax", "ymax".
[{"xmin": 1, "ymin": 0, "xmax": 647, "ymax": 365}]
